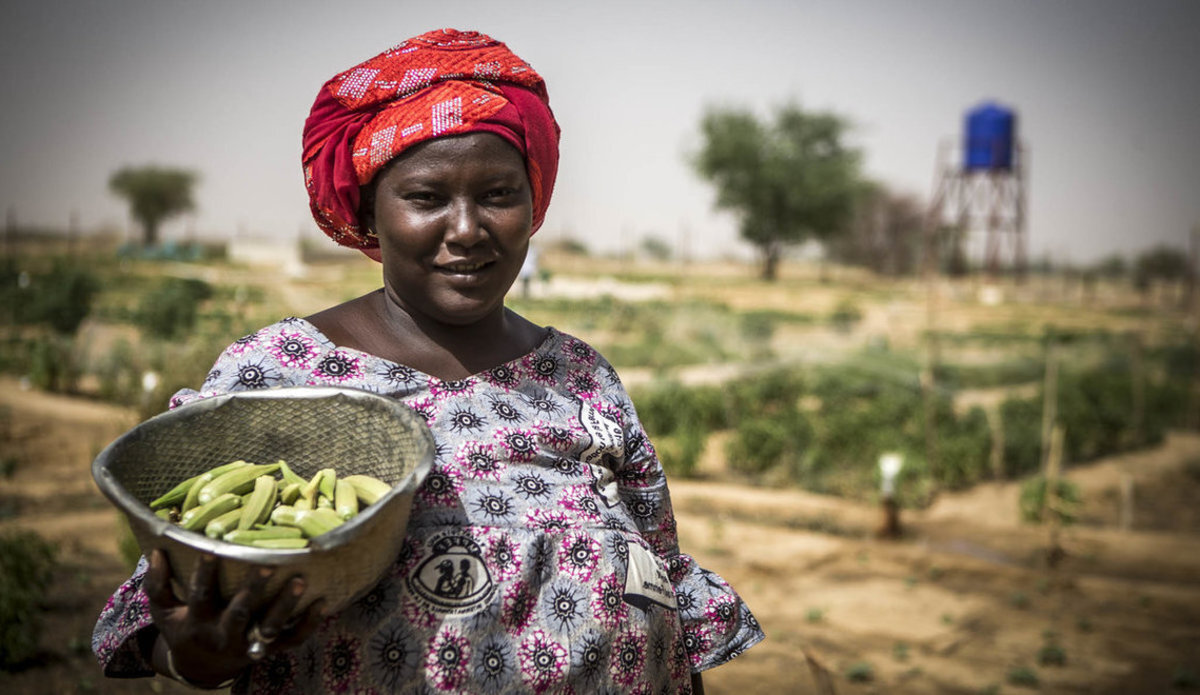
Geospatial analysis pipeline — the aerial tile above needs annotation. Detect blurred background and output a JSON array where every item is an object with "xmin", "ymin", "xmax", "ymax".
[{"xmin": 2, "ymin": 1, "xmax": 1198, "ymax": 693}]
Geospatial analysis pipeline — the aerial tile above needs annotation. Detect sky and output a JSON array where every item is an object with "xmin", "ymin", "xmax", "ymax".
[{"xmin": 1, "ymin": 0, "xmax": 1197, "ymax": 265}]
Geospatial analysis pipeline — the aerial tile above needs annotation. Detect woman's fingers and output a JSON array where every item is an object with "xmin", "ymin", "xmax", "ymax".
[
  {"xmin": 149, "ymin": 552, "xmax": 322, "ymax": 660},
  {"xmin": 186, "ymin": 554, "xmax": 222, "ymax": 622},
  {"xmin": 257, "ymin": 576, "xmax": 307, "ymax": 640},
  {"xmin": 144, "ymin": 549, "xmax": 181, "ymax": 617},
  {"xmin": 218, "ymin": 567, "xmax": 273, "ymax": 639},
  {"xmin": 273, "ymin": 595, "xmax": 326, "ymax": 651}
]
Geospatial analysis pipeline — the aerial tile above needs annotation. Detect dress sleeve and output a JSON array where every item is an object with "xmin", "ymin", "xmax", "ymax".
[
  {"xmin": 604, "ymin": 374, "xmax": 765, "ymax": 672},
  {"xmin": 92, "ymin": 323, "xmax": 301, "ymax": 676},
  {"xmin": 91, "ymin": 556, "xmax": 157, "ymax": 677}
]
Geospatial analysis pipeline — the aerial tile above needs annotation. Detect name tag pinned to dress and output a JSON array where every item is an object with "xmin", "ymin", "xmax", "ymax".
[
  {"xmin": 623, "ymin": 542, "xmax": 677, "ymax": 611},
  {"xmin": 593, "ymin": 465, "xmax": 621, "ymax": 508},
  {"xmin": 578, "ymin": 402, "xmax": 623, "ymax": 467}
]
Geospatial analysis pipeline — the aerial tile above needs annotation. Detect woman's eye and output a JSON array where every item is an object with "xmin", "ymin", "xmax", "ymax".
[
  {"xmin": 484, "ymin": 188, "xmax": 515, "ymax": 201},
  {"xmin": 404, "ymin": 191, "xmax": 440, "ymax": 203}
]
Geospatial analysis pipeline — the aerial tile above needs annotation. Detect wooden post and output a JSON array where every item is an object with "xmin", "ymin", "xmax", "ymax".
[
  {"xmin": 877, "ymin": 453, "xmax": 904, "ymax": 539},
  {"xmin": 986, "ymin": 403, "xmax": 1006, "ymax": 479},
  {"xmin": 922, "ymin": 224, "xmax": 941, "ymax": 483},
  {"xmin": 4, "ymin": 205, "xmax": 14, "ymax": 258},
  {"xmin": 1119, "ymin": 473, "xmax": 1134, "ymax": 532},
  {"xmin": 1130, "ymin": 332, "xmax": 1145, "ymax": 448},
  {"xmin": 1190, "ymin": 326, "xmax": 1200, "ymax": 431},
  {"xmin": 1187, "ymin": 225, "xmax": 1198, "ymax": 311},
  {"xmin": 1040, "ymin": 332, "xmax": 1059, "ymax": 473},
  {"xmin": 803, "ymin": 647, "xmax": 838, "ymax": 695},
  {"xmin": 1044, "ymin": 424, "xmax": 1065, "ymax": 567}
]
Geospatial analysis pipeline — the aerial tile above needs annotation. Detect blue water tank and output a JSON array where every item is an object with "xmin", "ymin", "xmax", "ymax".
[{"xmin": 963, "ymin": 102, "xmax": 1017, "ymax": 172}]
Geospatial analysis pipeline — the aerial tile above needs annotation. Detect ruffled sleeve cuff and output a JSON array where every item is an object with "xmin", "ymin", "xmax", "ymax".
[
  {"xmin": 667, "ymin": 553, "xmax": 766, "ymax": 672},
  {"xmin": 91, "ymin": 556, "xmax": 157, "ymax": 677}
]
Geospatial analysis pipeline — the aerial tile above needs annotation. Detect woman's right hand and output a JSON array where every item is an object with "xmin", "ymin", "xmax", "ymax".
[{"xmin": 144, "ymin": 548, "xmax": 325, "ymax": 687}]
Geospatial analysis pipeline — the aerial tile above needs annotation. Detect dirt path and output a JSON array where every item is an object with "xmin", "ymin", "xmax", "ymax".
[{"xmin": 3, "ymin": 378, "xmax": 1199, "ymax": 693}]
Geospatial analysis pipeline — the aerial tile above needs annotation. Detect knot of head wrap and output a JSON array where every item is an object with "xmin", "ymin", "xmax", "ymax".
[{"xmin": 302, "ymin": 29, "xmax": 560, "ymax": 261}]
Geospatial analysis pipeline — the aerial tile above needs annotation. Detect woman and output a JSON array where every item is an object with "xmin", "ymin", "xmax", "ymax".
[{"xmin": 94, "ymin": 28, "xmax": 764, "ymax": 693}]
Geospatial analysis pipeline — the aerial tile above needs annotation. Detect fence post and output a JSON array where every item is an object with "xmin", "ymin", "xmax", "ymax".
[
  {"xmin": 985, "ymin": 402, "xmax": 1006, "ymax": 479},
  {"xmin": 1119, "ymin": 473, "xmax": 1134, "ymax": 532},
  {"xmin": 1040, "ymin": 332, "xmax": 1059, "ymax": 473},
  {"xmin": 1044, "ymin": 424, "xmax": 1065, "ymax": 567},
  {"xmin": 1129, "ymin": 331, "xmax": 1145, "ymax": 448}
]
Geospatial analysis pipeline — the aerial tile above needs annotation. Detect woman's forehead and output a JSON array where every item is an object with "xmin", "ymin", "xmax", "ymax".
[{"xmin": 384, "ymin": 132, "xmax": 526, "ymax": 178}]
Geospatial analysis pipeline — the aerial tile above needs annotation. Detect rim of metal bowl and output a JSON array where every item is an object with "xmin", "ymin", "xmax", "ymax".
[{"xmin": 91, "ymin": 386, "xmax": 434, "ymax": 562}]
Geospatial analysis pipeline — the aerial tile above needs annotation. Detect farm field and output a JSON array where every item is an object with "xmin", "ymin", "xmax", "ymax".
[{"xmin": 2, "ymin": 238, "xmax": 1198, "ymax": 694}]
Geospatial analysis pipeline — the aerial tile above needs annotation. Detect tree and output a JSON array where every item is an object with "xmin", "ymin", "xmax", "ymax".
[
  {"xmin": 1134, "ymin": 244, "xmax": 1191, "ymax": 284},
  {"xmin": 827, "ymin": 182, "xmax": 925, "ymax": 276},
  {"xmin": 108, "ymin": 165, "xmax": 198, "ymax": 246},
  {"xmin": 691, "ymin": 103, "xmax": 863, "ymax": 280}
]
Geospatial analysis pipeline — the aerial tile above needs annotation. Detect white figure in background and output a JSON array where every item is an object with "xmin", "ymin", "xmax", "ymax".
[{"xmin": 519, "ymin": 243, "xmax": 540, "ymax": 298}]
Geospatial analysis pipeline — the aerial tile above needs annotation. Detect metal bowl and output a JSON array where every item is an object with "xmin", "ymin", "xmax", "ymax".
[{"xmin": 92, "ymin": 386, "xmax": 433, "ymax": 615}]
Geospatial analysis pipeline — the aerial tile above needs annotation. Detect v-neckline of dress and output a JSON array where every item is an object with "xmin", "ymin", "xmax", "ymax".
[{"xmin": 288, "ymin": 317, "xmax": 559, "ymax": 386}]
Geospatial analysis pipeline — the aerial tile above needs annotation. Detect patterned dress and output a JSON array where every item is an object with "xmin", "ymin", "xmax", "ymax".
[{"xmin": 93, "ymin": 318, "xmax": 764, "ymax": 693}]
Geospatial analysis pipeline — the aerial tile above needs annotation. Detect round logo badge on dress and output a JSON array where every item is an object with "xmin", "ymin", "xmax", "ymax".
[{"xmin": 408, "ymin": 532, "xmax": 496, "ymax": 616}]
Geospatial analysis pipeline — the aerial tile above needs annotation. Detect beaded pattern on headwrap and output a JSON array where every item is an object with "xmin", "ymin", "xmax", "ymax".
[{"xmin": 302, "ymin": 29, "xmax": 557, "ymax": 255}]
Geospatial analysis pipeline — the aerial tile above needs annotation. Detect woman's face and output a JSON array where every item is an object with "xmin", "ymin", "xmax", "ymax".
[{"xmin": 367, "ymin": 132, "xmax": 533, "ymax": 327}]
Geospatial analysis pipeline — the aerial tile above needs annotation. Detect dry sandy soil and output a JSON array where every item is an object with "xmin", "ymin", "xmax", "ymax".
[{"xmin": 3, "ymin": 376, "xmax": 1200, "ymax": 694}]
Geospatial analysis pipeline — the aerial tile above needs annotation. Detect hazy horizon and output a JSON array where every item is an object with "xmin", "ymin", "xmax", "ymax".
[{"xmin": 2, "ymin": 0, "xmax": 1197, "ymax": 266}]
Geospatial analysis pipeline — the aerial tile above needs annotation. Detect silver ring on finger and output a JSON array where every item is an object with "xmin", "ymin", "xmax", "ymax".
[{"xmin": 246, "ymin": 624, "xmax": 276, "ymax": 661}]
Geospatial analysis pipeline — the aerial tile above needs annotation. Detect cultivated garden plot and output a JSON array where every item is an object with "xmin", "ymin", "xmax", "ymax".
[{"xmin": 2, "ymin": 236, "xmax": 1198, "ymax": 693}]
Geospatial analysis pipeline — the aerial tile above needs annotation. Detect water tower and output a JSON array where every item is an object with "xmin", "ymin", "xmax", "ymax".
[{"xmin": 925, "ymin": 101, "xmax": 1028, "ymax": 275}]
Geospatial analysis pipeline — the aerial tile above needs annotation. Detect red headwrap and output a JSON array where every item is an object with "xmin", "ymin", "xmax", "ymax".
[{"xmin": 302, "ymin": 29, "xmax": 560, "ymax": 261}]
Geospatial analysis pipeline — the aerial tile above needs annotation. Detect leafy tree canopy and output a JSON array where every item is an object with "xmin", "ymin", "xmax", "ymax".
[
  {"xmin": 1134, "ymin": 244, "xmax": 1192, "ymax": 283},
  {"xmin": 108, "ymin": 165, "xmax": 198, "ymax": 246},
  {"xmin": 827, "ymin": 182, "xmax": 925, "ymax": 276},
  {"xmin": 691, "ymin": 102, "xmax": 864, "ymax": 280}
]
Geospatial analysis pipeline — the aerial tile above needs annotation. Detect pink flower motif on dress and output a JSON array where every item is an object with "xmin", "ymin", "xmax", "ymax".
[
  {"xmin": 564, "ymin": 369, "xmax": 602, "ymax": 401},
  {"xmin": 666, "ymin": 553, "xmax": 693, "ymax": 583},
  {"xmin": 502, "ymin": 581, "xmax": 537, "ymax": 633},
  {"xmin": 430, "ymin": 376, "xmax": 475, "ymax": 401},
  {"xmin": 535, "ymin": 417, "xmax": 581, "ymax": 452},
  {"xmin": 558, "ymin": 484, "xmax": 603, "ymax": 522},
  {"xmin": 518, "ymin": 629, "xmax": 568, "ymax": 693},
  {"xmin": 560, "ymin": 336, "xmax": 597, "ymax": 366},
  {"xmin": 526, "ymin": 507, "xmax": 575, "ymax": 532},
  {"xmin": 590, "ymin": 572, "xmax": 628, "ymax": 630},
  {"xmin": 522, "ymin": 351, "xmax": 562, "ymax": 387},
  {"xmin": 654, "ymin": 515, "xmax": 680, "ymax": 553},
  {"xmin": 557, "ymin": 532, "xmax": 601, "ymax": 582},
  {"xmin": 609, "ymin": 630, "xmax": 647, "ymax": 687},
  {"xmin": 482, "ymin": 362, "xmax": 521, "ymax": 390},
  {"xmin": 495, "ymin": 426, "xmax": 538, "ymax": 462},
  {"xmin": 593, "ymin": 400, "xmax": 625, "ymax": 428},
  {"xmin": 226, "ymin": 331, "xmax": 264, "ymax": 355},
  {"xmin": 396, "ymin": 537, "xmax": 423, "ymax": 576},
  {"xmin": 321, "ymin": 634, "xmax": 362, "ymax": 693},
  {"xmin": 682, "ymin": 623, "xmax": 713, "ymax": 667},
  {"xmin": 669, "ymin": 630, "xmax": 691, "ymax": 683},
  {"xmin": 454, "ymin": 440, "xmax": 505, "ymax": 480},
  {"xmin": 705, "ymin": 594, "xmax": 739, "ymax": 633},
  {"xmin": 426, "ymin": 626, "xmax": 472, "ymax": 691},
  {"xmin": 269, "ymin": 331, "xmax": 319, "ymax": 368},
  {"xmin": 485, "ymin": 534, "xmax": 523, "ymax": 582},
  {"xmin": 404, "ymin": 396, "xmax": 440, "ymax": 427},
  {"xmin": 313, "ymin": 350, "xmax": 362, "ymax": 383},
  {"xmin": 417, "ymin": 466, "xmax": 464, "ymax": 507}
]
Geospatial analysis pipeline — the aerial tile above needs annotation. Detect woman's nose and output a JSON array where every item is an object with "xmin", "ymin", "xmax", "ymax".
[{"xmin": 446, "ymin": 199, "xmax": 486, "ymax": 246}]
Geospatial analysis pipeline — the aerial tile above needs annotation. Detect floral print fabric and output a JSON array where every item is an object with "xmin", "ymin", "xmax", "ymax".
[{"xmin": 93, "ymin": 318, "xmax": 763, "ymax": 693}]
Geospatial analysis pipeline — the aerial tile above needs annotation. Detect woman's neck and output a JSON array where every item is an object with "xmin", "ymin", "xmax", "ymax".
[{"xmin": 370, "ymin": 289, "xmax": 542, "ymax": 381}]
